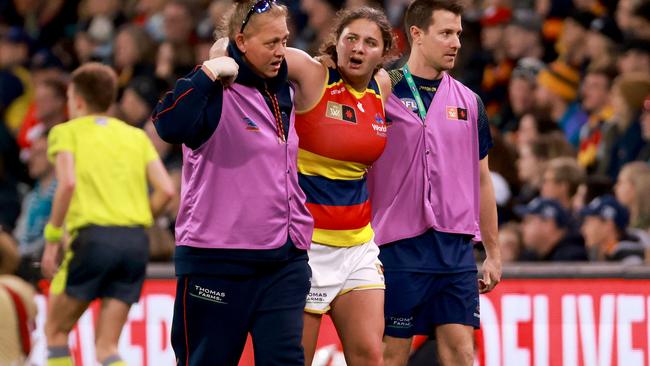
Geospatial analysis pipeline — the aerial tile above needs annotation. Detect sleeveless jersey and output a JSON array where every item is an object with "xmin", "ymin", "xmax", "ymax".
[{"xmin": 296, "ymin": 68, "xmax": 386, "ymax": 247}]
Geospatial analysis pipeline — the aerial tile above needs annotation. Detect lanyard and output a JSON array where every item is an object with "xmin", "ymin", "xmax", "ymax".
[{"xmin": 401, "ymin": 65, "xmax": 427, "ymax": 121}]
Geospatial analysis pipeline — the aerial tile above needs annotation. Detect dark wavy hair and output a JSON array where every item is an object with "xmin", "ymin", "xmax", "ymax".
[{"xmin": 319, "ymin": 7, "xmax": 396, "ymax": 68}]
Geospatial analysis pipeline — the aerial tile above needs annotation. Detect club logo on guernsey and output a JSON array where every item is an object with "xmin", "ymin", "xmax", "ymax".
[
  {"xmin": 190, "ymin": 285, "xmax": 227, "ymax": 304},
  {"xmin": 244, "ymin": 117, "xmax": 260, "ymax": 131},
  {"xmin": 446, "ymin": 106, "xmax": 468, "ymax": 121},
  {"xmin": 400, "ymin": 98, "xmax": 418, "ymax": 112},
  {"xmin": 325, "ymin": 101, "xmax": 357, "ymax": 123}
]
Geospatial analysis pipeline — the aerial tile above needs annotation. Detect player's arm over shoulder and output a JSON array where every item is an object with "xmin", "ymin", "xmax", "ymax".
[{"xmin": 285, "ymin": 47, "xmax": 327, "ymax": 110}]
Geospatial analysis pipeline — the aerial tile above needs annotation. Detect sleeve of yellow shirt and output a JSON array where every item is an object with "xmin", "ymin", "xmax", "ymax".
[
  {"xmin": 47, "ymin": 124, "xmax": 74, "ymax": 163},
  {"xmin": 140, "ymin": 130, "xmax": 160, "ymax": 165}
]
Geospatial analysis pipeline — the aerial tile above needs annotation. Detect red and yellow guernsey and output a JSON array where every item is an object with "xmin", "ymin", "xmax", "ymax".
[{"xmin": 296, "ymin": 67, "xmax": 387, "ymax": 247}]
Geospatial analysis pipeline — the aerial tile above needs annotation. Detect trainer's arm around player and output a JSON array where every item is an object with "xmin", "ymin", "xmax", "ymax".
[{"xmin": 152, "ymin": 1, "xmax": 315, "ymax": 365}]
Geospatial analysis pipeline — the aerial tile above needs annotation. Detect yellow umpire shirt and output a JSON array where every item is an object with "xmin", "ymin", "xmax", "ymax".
[{"xmin": 47, "ymin": 115, "xmax": 159, "ymax": 234}]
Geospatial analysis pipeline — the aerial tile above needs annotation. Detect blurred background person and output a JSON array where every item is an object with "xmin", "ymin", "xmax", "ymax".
[
  {"xmin": 618, "ymin": 38, "xmax": 650, "ymax": 76},
  {"xmin": 581, "ymin": 195, "xmax": 645, "ymax": 263},
  {"xmin": 504, "ymin": 10, "xmax": 544, "ymax": 62},
  {"xmin": 156, "ymin": 0, "xmax": 198, "ymax": 82},
  {"xmin": 535, "ymin": 60, "xmax": 586, "ymax": 146},
  {"xmin": 599, "ymin": 72, "xmax": 650, "ymax": 178},
  {"xmin": 517, "ymin": 197, "xmax": 588, "ymax": 261},
  {"xmin": 298, "ymin": 0, "xmax": 345, "ymax": 55},
  {"xmin": 112, "ymin": 24, "xmax": 156, "ymax": 94},
  {"xmin": 577, "ymin": 65, "xmax": 616, "ymax": 173},
  {"xmin": 555, "ymin": 10, "xmax": 594, "ymax": 69},
  {"xmin": 497, "ymin": 57, "xmax": 544, "ymax": 138},
  {"xmin": 586, "ymin": 16, "xmax": 623, "ymax": 70},
  {"xmin": 615, "ymin": 161, "xmax": 650, "ymax": 233},
  {"xmin": 498, "ymin": 222, "xmax": 523, "ymax": 263},
  {"xmin": 514, "ymin": 109, "xmax": 559, "ymax": 150},
  {"xmin": 13, "ymin": 131, "xmax": 56, "ymax": 285},
  {"xmin": 515, "ymin": 132, "xmax": 574, "ymax": 205},
  {"xmin": 540, "ymin": 156, "xmax": 586, "ymax": 211},
  {"xmin": 479, "ymin": 6, "xmax": 513, "ymax": 119}
]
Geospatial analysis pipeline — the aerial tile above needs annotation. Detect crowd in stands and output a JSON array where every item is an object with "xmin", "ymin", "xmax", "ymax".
[{"xmin": 1, "ymin": 0, "xmax": 649, "ymax": 286}]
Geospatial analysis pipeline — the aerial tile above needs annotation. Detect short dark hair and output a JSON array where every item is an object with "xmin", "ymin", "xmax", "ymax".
[
  {"xmin": 38, "ymin": 77, "xmax": 67, "ymax": 101},
  {"xmin": 319, "ymin": 6, "xmax": 395, "ymax": 67},
  {"xmin": 404, "ymin": 0, "xmax": 464, "ymax": 44},
  {"xmin": 70, "ymin": 62, "xmax": 117, "ymax": 113},
  {"xmin": 585, "ymin": 63, "xmax": 618, "ymax": 88},
  {"xmin": 545, "ymin": 157, "xmax": 585, "ymax": 197}
]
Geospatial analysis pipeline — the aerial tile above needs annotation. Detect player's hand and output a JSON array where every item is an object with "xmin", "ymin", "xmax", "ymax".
[
  {"xmin": 209, "ymin": 37, "xmax": 229, "ymax": 59},
  {"xmin": 202, "ymin": 56, "xmax": 239, "ymax": 85},
  {"xmin": 479, "ymin": 255, "xmax": 502, "ymax": 294},
  {"xmin": 41, "ymin": 242, "xmax": 62, "ymax": 278},
  {"xmin": 314, "ymin": 54, "xmax": 336, "ymax": 69}
]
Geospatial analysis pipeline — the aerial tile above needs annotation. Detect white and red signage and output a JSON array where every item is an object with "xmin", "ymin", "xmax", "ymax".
[{"xmin": 27, "ymin": 278, "xmax": 650, "ymax": 366}]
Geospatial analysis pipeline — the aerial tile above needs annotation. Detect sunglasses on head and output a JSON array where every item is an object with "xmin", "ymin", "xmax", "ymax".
[{"xmin": 240, "ymin": 0, "xmax": 277, "ymax": 34}]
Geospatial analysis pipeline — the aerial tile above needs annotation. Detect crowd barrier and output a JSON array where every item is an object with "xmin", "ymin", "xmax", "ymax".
[{"xmin": 25, "ymin": 263, "xmax": 650, "ymax": 366}]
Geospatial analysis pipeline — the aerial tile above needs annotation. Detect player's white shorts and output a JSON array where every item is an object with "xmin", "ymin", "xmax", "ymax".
[{"xmin": 305, "ymin": 239, "xmax": 385, "ymax": 314}]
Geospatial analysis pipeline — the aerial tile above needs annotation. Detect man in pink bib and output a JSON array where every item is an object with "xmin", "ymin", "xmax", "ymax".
[{"xmin": 367, "ymin": 1, "xmax": 502, "ymax": 365}]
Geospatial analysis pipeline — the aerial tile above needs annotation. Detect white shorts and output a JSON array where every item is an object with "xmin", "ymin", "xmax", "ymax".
[{"xmin": 305, "ymin": 239, "xmax": 385, "ymax": 314}]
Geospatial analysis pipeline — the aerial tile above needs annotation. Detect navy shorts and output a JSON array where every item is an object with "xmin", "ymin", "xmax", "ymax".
[
  {"xmin": 171, "ymin": 258, "xmax": 311, "ymax": 366},
  {"xmin": 384, "ymin": 270, "xmax": 480, "ymax": 338},
  {"xmin": 55, "ymin": 225, "xmax": 149, "ymax": 305}
]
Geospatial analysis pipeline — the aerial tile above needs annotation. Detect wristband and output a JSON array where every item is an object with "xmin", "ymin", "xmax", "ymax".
[{"xmin": 44, "ymin": 223, "xmax": 64, "ymax": 243}]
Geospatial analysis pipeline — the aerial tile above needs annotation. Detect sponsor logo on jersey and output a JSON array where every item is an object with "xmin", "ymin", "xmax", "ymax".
[
  {"xmin": 446, "ymin": 106, "xmax": 468, "ymax": 121},
  {"xmin": 330, "ymin": 86, "xmax": 346, "ymax": 95},
  {"xmin": 372, "ymin": 113, "xmax": 387, "ymax": 136},
  {"xmin": 244, "ymin": 117, "xmax": 260, "ymax": 131}
]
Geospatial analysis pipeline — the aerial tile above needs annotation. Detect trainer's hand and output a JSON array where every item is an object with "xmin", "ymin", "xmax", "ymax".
[
  {"xmin": 209, "ymin": 37, "xmax": 229, "ymax": 59},
  {"xmin": 41, "ymin": 242, "xmax": 61, "ymax": 278},
  {"xmin": 202, "ymin": 56, "xmax": 239, "ymax": 85},
  {"xmin": 479, "ymin": 255, "xmax": 502, "ymax": 294}
]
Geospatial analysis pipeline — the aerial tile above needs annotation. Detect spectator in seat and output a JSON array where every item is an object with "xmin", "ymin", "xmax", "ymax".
[
  {"xmin": 581, "ymin": 195, "xmax": 645, "ymax": 264},
  {"xmin": 517, "ymin": 197, "xmax": 588, "ymax": 261}
]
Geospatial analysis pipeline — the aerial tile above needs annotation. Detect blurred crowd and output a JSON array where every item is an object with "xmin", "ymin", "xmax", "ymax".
[{"xmin": 1, "ymin": 0, "xmax": 649, "ymax": 285}]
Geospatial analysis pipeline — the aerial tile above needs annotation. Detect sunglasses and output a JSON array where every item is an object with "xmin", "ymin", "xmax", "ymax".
[{"xmin": 240, "ymin": 0, "xmax": 277, "ymax": 34}]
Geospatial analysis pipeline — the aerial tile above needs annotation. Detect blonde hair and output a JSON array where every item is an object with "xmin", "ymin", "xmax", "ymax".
[
  {"xmin": 620, "ymin": 162, "xmax": 650, "ymax": 229},
  {"xmin": 218, "ymin": 0, "xmax": 288, "ymax": 41}
]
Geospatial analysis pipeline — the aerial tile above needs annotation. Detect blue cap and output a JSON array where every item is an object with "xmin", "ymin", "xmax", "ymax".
[
  {"xmin": 2, "ymin": 27, "xmax": 31, "ymax": 45},
  {"xmin": 580, "ymin": 195, "xmax": 629, "ymax": 230},
  {"xmin": 514, "ymin": 197, "xmax": 570, "ymax": 227}
]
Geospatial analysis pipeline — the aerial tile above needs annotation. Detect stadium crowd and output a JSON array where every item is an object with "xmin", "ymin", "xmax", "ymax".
[{"xmin": 0, "ymin": 0, "xmax": 649, "ymax": 286}]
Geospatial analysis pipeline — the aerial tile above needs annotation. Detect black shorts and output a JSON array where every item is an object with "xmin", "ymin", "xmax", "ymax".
[
  {"xmin": 53, "ymin": 225, "xmax": 149, "ymax": 305},
  {"xmin": 384, "ymin": 270, "xmax": 480, "ymax": 338}
]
